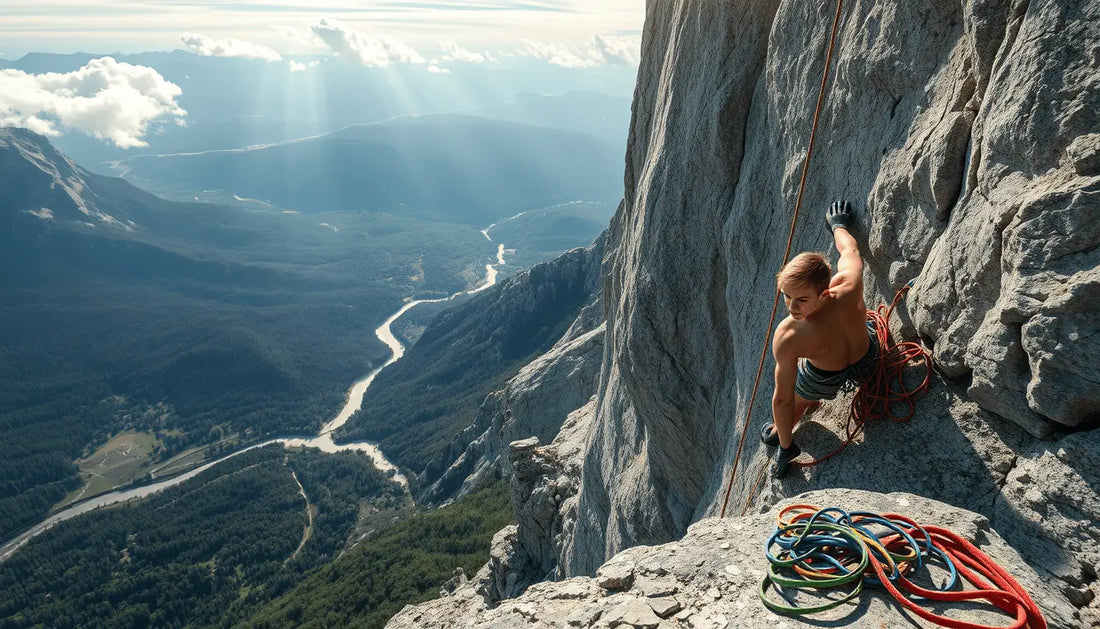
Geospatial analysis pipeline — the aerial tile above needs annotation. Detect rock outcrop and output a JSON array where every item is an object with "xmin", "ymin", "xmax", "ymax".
[
  {"xmin": 420, "ymin": 233, "xmax": 609, "ymax": 504},
  {"xmin": 386, "ymin": 489, "xmax": 1079, "ymax": 628},
  {"xmin": 341, "ymin": 233, "xmax": 606, "ymax": 482},
  {"xmin": 0, "ymin": 127, "xmax": 134, "ymax": 232}
]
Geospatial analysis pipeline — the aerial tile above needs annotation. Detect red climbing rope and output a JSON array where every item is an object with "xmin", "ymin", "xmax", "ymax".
[
  {"xmin": 762, "ymin": 505, "xmax": 1049, "ymax": 629},
  {"xmin": 890, "ymin": 522, "xmax": 1048, "ymax": 629}
]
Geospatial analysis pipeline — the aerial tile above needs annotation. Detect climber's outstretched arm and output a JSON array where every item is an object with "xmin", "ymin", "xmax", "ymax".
[{"xmin": 825, "ymin": 200, "xmax": 863, "ymax": 300}]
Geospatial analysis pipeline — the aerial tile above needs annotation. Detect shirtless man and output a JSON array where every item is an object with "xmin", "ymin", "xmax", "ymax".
[{"xmin": 761, "ymin": 200, "xmax": 880, "ymax": 478}]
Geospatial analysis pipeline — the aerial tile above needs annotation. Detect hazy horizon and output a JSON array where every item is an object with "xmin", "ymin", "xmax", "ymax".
[
  {"xmin": 0, "ymin": 2, "xmax": 643, "ymax": 64},
  {"xmin": 2, "ymin": 3, "xmax": 644, "ymax": 166}
]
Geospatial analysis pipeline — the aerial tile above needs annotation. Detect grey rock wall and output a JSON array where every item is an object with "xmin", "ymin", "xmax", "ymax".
[
  {"xmin": 565, "ymin": 0, "xmax": 1099, "ymax": 617},
  {"xmin": 568, "ymin": 0, "xmax": 782, "ymax": 576},
  {"xmin": 391, "ymin": 0, "xmax": 1098, "ymax": 623}
]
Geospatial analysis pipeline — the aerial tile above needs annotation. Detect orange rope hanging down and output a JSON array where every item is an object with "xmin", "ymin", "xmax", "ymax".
[{"xmin": 719, "ymin": 0, "xmax": 847, "ymax": 519}]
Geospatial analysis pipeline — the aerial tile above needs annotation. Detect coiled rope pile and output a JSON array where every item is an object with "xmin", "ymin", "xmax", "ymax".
[{"xmin": 760, "ymin": 504, "xmax": 1048, "ymax": 629}]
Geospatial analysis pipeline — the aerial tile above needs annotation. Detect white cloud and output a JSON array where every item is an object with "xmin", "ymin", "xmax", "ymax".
[
  {"xmin": 427, "ymin": 65, "xmax": 450, "ymax": 74},
  {"xmin": 440, "ymin": 39, "xmax": 493, "ymax": 64},
  {"xmin": 592, "ymin": 34, "xmax": 640, "ymax": 65},
  {"xmin": 179, "ymin": 33, "xmax": 283, "ymax": 62},
  {"xmin": 288, "ymin": 60, "xmax": 320, "ymax": 72},
  {"xmin": 520, "ymin": 39, "xmax": 601, "ymax": 68},
  {"xmin": 0, "ymin": 57, "xmax": 186, "ymax": 148},
  {"xmin": 310, "ymin": 18, "xmax": 425, "ymax": 67},
  {"xmin": 520, "ymin": 34, "xmax": 640, "ymax": 67}
]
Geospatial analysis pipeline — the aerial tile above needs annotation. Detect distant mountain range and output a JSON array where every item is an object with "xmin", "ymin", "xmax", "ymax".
[
  {"xmin": 116, "ymin": 114, "xmax": 624, "ymax": 224},
  {"xmin": 0, "ymin": 127, "xmax": 267, "ymax": 286}
]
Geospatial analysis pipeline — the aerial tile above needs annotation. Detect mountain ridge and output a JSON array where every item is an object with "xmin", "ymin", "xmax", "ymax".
[{"xmin": 116, "ymin": 113, "xmax": 624, "ymax": 224}]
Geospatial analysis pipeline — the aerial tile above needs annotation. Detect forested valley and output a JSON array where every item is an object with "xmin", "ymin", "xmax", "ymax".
[
  {"xmin": 1, "ymin": 446, "xmax": 415, "ymax": 628},
  {"xmin": 0, "ymin": 133, "xmax": 496, "ymax": 541},
  {"xmin": 0, "ymin": 123, "xmax": 603, "ymax": 629}
]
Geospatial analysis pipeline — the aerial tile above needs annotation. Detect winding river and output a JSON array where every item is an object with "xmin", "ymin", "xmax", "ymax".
[{"xmin": 0, "ymin": 229, "xmax": 510, "ymax": 563}]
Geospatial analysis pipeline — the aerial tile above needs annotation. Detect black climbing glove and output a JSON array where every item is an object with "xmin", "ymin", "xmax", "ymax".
[{"xmin": 825, "ymin": 200, "xmax": 854, "ymax": 233}]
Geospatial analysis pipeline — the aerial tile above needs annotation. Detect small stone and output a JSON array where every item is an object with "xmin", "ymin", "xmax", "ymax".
[
  {"xmin": 1066, "ymin": 584, "xmax": 1095, "ymax": 607},
  {"xmin": 690, "ymin": 612, "xmax": 729, "ymax": 629},
  {"xmin": 718, "ymin": 542, "xmax": 730, "ymax": 550},
  {"xmin": 648, "ymin": 596, "xmax": 682, "ymax": 618},
  {"xmin": 636, "ymin": 576, "xmax": 678, "ymax": 597},
  {"xmin": 597, "ymin": 562, "xmax": 636, "ymax": 590},
  {"xmin": 605, "ymin": 599, "xmax": 661, "ymax": 628},
  {"xmin": 706, "ymin": 586, "xmax": 721, "ymax": 600},
  {"xmin": 723, "ymin": 564, "xmax": 741, "ymax": 577},
  {"xmin": 674, "ymin": 608, "xmax": 693, "ymax": 621},
  {"xmin": 511, "ymin": 602, "xmax": 538, "ymax": 620},
  {"xmin": 567, "ymin": 607, "xmax": 602, "ymax": 627},
  {"xmin": 549, "ymin": 580, "xmax": 591, "ymax": 600}
]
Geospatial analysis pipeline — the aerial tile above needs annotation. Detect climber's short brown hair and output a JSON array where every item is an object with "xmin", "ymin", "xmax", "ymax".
[{"xmin": 777, "ymin": 252, "xmax": 831, "ymax": 293}]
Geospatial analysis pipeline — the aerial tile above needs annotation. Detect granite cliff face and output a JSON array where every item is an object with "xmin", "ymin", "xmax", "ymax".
[
  {"xmin": 570, "ymin": 0, "xmax": 1097, "ymax": 612},
  {"xmin": 389, "ymin": 0, "xmax": 1098, "ymax": 625}
]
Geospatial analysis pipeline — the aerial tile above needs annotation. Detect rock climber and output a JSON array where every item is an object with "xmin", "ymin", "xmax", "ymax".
[{"xmin": 761, "ymin": 200, "xmax": 880, "ymax": 478}]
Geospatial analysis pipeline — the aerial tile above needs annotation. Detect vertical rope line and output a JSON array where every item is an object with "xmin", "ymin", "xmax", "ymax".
[{"xmin": 720, "ymin": 0, "xmax": 846, "ymax": 518}]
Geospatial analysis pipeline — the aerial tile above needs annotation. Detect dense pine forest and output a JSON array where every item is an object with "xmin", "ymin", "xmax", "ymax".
[
  {"xmin": 0, "ymin": 447, "xmax": 404, "ymax": 627},
  {"xmin": 242, "ymin": 483, "xmax": 512, "ymax": 629},
  {"xmin": 0, "ymin": 457, "xmax": 509, "ymax": 629}
]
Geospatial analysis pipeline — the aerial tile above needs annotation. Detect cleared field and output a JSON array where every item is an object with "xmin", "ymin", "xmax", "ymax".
[
  {"xmin": 78, "ymin": 430, "xmax": 160, "ymax": 485},
  {"xmin": 53, "ymin": 430, "xmax": 163, "ymax": 510}
]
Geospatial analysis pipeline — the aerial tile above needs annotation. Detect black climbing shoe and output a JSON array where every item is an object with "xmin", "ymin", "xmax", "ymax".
[
  {"xmin": 760, "ymin": 423, "xmax": 780, "ymax": 448},
  {"xmin": 775, "ymin": 443, "xmax": 802, "ymax": 479}
]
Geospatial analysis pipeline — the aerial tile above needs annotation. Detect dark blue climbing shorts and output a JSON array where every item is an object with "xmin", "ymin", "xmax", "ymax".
[{"xmin": 794, "ymin": 321, "xmax": 880, "ymax": 401}]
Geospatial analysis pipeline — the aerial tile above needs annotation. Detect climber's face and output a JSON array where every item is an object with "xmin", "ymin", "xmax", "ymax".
[{"xmin": 781, "ymin": 283, "xmax": 826, "ymax": 320}]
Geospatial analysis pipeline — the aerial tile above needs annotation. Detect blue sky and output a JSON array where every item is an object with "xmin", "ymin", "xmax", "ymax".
[{"xmin": 0, "ymin": 0, "xmax": 644, "ymax": 60}]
